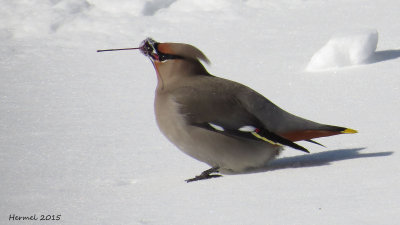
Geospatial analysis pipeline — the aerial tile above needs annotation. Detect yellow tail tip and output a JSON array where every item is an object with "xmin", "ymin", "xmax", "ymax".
[{"xmin": 342, "ymin": 128, "xmax": 358, "ymax": 134}]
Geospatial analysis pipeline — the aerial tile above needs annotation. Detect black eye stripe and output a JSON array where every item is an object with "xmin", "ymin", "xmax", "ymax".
[
  {"xmin": 154, "ymin": 43, "xmax": 183, "ymax": 62},
  {"xmin": 158, "ymin": 53, "xmax": 183, "ymax": 61}
]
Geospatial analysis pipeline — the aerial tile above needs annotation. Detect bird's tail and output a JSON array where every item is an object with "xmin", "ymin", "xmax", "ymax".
[{"xmin": 280, "ymin": 125, "xmax": 357, "ymax": 142}]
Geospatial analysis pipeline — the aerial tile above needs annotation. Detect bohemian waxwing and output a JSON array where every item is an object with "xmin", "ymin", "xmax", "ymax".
[{"xmin": 99, "ymin": 38, "xmax": 357, "ymax": 182}]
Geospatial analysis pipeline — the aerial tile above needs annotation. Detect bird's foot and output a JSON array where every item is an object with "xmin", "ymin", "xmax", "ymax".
[{"xmin": 185, "ymin": 167, "xmax": 222, "ymax": 183}]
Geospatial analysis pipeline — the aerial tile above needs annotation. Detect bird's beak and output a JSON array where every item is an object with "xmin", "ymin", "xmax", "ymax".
[{"xmin": 139, "ymin": 38, "xmax": 160, "ymax": 61}]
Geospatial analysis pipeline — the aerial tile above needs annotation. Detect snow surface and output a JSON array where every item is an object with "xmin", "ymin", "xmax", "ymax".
[{"xmin": 1, "ymin": 0, "xmax": 400, "ymax": 225}]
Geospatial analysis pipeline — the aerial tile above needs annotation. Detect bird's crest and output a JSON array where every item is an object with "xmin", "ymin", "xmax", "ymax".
[{"xmin": 157, "ymin": 42, "xmax": 210, "ymax": 64}]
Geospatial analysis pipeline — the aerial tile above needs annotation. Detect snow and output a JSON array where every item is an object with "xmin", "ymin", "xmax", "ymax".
[
  {"xmin": 1, "ymin": 0, "xmax": 400, "ymax": 225},
  {"xmin": 306, "ymin": 29, "xmax": 379, "ymax": 71}
]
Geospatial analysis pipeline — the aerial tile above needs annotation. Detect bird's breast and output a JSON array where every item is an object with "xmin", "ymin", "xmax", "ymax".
[
  {"xmin": 154, "ymin": 93, "xmax": 191, "ymax": 148},
  {"xmin": 153, "ymin": 93, "xmax": 281, "ymax": 173}
]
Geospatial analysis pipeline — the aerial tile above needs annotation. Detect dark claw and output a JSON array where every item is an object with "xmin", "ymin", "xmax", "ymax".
[
  {"xmin": 185, "ymin": 174, "xmax": 222, "ymax": 183},
  {"xmin": 185, "ymin": 167, "xmax": 222, "ymax": 183}
]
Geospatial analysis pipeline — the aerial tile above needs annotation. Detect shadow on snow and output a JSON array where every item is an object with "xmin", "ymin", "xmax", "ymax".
[
  {"xmin": 366, "ymin": 49, "xmax": 400, "ymax": 64},
  {"xmin": 249, "ymin": 148, "xmax": 393, "ymax": 173}
]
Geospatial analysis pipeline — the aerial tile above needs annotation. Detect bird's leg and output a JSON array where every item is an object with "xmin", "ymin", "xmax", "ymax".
[{"xmin": 185, "ymin": 167, "xmax": 222, "ymax": 183}]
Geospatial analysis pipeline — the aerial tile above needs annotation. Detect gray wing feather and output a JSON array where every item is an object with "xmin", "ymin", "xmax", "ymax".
[{"xmin": 171, "ymin": 76, "xmax": 310, "ymax": 152}]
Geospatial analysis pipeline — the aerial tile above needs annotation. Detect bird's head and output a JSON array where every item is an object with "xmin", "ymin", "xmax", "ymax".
[
  {"xmin": 139, "ymin": 38, "xmax": 211, "ymax": 90},
  {"xmin": 97, "ymin": 38, "xmax": 211, "ymax": 90},
  {"xmin": 138, "ymin": 37, "xmax": 210, "ymax": 65}
]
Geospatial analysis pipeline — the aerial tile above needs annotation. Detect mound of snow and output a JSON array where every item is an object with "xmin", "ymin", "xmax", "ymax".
[
  {"xmin": 142, "ymin": 0, "xmax": 176, "ymax": 16},
  {"xmin": 306, "ymin": 29, "xmax": 378, "ymax": 71}
]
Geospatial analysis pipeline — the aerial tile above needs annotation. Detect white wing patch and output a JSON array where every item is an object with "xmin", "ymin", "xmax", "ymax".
[
  {"xmin": 239, "ymin": 125, "xmax": 281, "ymax": 145},
  {"xmin": 208, "ymin": 123, "xmax": 225, "ymax": 131},
  {"xmin": 238, "ymin": 125, "xmax": 256, "ymax": 132}
]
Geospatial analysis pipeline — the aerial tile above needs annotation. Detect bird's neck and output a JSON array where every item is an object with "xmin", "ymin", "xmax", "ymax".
[{"xmin": 154, "ymin": 59, "xmax": 210, "ymax": 92}]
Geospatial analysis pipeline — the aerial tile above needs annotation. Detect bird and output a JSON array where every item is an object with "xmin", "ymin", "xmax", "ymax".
[{"xmin": 99, "ymin": 38, "xmax": 357, "ymax": 182}]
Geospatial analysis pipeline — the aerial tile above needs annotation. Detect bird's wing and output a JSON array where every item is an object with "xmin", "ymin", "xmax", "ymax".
[{"xmin": 172, "ymin": 84, "xmax": 309, "ymax": 153}]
